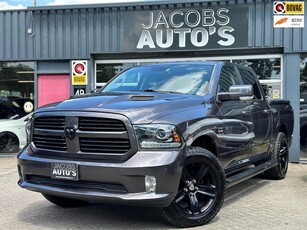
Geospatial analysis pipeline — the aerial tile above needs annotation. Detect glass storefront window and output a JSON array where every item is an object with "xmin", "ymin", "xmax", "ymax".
[
  {"xmin": 300, "ymin": 54, "xmax": 307, "ymax": 105},
  {"xmin": 0, "ymin": 62, "xmax": 34, "ymax": 119},
  {"xmin": 96, "ymin": 57, "xmax": 282, "ymax": 99},
  {"xmin": 232, "ymin": 58, "xmax": 282, "ymax": 99},
  {"xmin": 233, "ymin": 58, "xmax": 281, "ymax": 80},
  {"xmin": 300, "ymin": 54, "xmax": 307, "ymax": 161},
  {"xmin": 96, "ymin": 63, "xmax": 136, "ymax": 88}
]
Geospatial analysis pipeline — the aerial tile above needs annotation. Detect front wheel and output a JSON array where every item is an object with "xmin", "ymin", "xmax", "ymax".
[
  {"xmin": 264, "ymin": 132, "xmax": 289, "ymax": 180},
  {"xmin": 160, "ymin": 147, "xmax": 225, "ymax": 228},
  {"xmin": 0, "ymin": 133, "xmax": 19, "ymax": 153}
]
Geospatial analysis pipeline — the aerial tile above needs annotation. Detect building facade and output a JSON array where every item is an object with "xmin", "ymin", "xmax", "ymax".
[{"xmin": 0, "ymin": 0, "xmax": 306, "ymax": 161}]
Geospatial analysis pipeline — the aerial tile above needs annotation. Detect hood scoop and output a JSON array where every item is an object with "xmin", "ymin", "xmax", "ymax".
[{"xmin": 130, "ymin": 95, "xmax": 155, "ymax": 101}]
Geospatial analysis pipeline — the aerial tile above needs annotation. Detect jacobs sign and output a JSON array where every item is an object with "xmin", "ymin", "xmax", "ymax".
[{"xmin": 124, "ymin": 5, "xmax": 248, "ymax": 51}]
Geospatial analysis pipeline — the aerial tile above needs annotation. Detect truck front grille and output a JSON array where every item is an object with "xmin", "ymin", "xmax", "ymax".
[
  {"xmin": 33, "ymin": 134, "xmax": 67, "ymax": 152},
  {"xmin": 31, "ymin": 114, "xmax": 134, "ymax": 160},
  {"xmin": 34, "ymin": 116, "xmax": 65, "ymax": 130},
  {"xmin": 79, "ymin": 117, "xmax": 126, "ymax": 132},
  {"xmin": 26, "ymin": 175, "xmax": 127, "ymax": 194},
  {"xmin": 80, "ymin": 137, "xmax": 131, "ymax": 153}
]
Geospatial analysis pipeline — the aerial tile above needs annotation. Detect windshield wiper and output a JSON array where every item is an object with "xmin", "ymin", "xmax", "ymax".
[
  {"xmin": 143, "ymin": 88, "xmax": 160, "ymax": 92},
  {"xmin": 143, "ymin": 88, "xmax": 183, "ymax": 94}
]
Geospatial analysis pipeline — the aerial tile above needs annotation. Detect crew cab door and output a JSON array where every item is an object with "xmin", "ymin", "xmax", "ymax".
[
  {"xmin": 215, "ymin": 65, "xmax": 254, "ymax": 169},
  {"xmin": 237, "ymin": 67, "xmax": 272, "ymax": 156}
]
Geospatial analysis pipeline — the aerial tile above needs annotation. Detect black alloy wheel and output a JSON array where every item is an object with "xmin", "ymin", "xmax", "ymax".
[
  {"xmin": 160, "ymin": 147, "xmax": 225, "ymax": 227},
  {"xmin": 279, "ymin": 136, "xmax": 289, "ymax": 175},
  {"xmin": 174, "ymin": 162, "xmax": 218, "ymax": 216},
  {"xmin": 264, "ymin": 132, "xmax": 289, "ymax": 179},
  {"xmin": 0, "ymin": 133, "xmax": 19, "ymax": 153}
]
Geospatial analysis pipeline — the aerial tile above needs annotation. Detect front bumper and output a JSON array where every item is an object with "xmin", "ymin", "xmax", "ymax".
[{"xmin": 17, "ymin": 146, "xmax": 185, "ymax": 207}]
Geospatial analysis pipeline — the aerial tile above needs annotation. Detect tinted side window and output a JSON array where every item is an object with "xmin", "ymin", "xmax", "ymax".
[
  {"xmin": 219, "ymin": 66, "xmax": 241, "ymax": 92},
  {"xmin": 238, "ymin": 68, "xmax": 262, "ymax": 99}
]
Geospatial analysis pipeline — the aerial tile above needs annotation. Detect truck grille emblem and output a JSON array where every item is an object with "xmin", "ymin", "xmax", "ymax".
[{"xmin": 64, "ymin": 127, "xmax": 76, "ymax": 140}]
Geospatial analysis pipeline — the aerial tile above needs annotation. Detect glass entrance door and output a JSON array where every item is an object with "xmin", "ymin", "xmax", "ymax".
[{"xmin": 300, "ymin": 54, "xmax": 307, "ymax": 161}]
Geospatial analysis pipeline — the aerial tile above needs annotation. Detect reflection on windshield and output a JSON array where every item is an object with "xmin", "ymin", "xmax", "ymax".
[{"xmin": 101, "ymin": 63, "xmax": 213, "ymax": 96}]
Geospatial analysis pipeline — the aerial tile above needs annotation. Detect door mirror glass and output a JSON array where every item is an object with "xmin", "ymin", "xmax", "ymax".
[
  {"xmin": 218, "ymin": 85, "xmax": 254, "ymax": 101},
  {"xmin": 91, "ymin": 88, "xmax": 100, "ymax": 94}
]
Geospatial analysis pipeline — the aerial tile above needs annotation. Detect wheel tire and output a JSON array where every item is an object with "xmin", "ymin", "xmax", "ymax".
[
  {"xmin": 264, "ymin": 132, "xmax": 289, "ymax": 180},
  {"xmin": 0, "ymin": 133, "xmax": 19, "ymax": 153},
  {"xmin": 42, "ymin": 193, "xmax": 89, "ymax": 207},
  {"xmin": 160, "ymin": 147, "xmax": 226, "ymax": 228}
]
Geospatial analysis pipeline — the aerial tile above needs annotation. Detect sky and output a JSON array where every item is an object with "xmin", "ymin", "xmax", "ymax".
[{"xmin": 0, "ymin": 0, "xmax": 157, "ymax": 9}]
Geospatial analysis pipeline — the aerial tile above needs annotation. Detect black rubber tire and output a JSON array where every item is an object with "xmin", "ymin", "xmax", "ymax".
[
  {"xmin": 160, "ymin": 147, "xmax": 226, "ymax": 228},
  {"xmin": 0, "ymin": 132, "xmax": 19, "ymax": 153},
  {"xmin": 264, "ymin": 132, "xmax": 289, "ymax": 180},
  {"xmin": 42, "ymin": 193, "xmax": 89, "ymax": 207}
]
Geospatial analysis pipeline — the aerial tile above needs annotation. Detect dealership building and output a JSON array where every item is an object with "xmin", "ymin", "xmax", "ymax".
[{"xmin": 0, "ymin": 0, "xmax": 306, "ymax": 162}]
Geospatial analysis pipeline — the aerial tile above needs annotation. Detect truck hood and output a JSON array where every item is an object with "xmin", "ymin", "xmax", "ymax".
[{"xmin": 36, "ymin": 92, "xmax": 207, "ymax": 124}]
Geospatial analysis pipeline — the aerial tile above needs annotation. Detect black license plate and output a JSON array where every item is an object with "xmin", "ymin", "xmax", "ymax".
[{"xmin": 51, "ymin": 162, "xmax": 78, "ymax": 181}]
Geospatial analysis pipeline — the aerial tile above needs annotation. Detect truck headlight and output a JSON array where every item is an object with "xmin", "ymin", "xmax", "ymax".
[
  {"xmin": 134, "ymin": 124, "xmax": 182, "ymax": 149},
  {"xmin": 25, "ymin": 117, "xmax": 33, "ymax": 144}
]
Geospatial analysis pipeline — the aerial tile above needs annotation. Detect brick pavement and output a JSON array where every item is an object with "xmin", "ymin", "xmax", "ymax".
[{"xmin": 0, "ymin": 157, "xmax": 306, "ymax": 229}]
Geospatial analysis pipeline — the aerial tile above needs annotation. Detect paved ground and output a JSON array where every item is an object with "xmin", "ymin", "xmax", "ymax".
[{"xmin": 0, "ymin": 157, "xmax": 307, "ymax": 230}]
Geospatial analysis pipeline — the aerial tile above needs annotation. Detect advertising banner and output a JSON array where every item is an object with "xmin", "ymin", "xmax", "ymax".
[
  {"xmin": 72, "ymin": 61, "xmax": 88, "ymax": 85},
  {"xmin": 273, "ymin": 1, "xmax": 304, "ymax": 28},
  {"xmin": 124, "ymin": 5, "xmax": 248, "ymax": 52}
]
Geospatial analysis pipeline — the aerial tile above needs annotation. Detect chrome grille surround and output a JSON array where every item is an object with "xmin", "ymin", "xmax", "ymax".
[{"xmin": 31, "ymin": 112, "xmax": 137, "ymax": 161}]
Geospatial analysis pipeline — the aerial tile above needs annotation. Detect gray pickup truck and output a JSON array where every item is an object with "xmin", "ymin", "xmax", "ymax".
[{"xmin": 18, "ymin": 62, "xmax": 293, "ymax": 227}]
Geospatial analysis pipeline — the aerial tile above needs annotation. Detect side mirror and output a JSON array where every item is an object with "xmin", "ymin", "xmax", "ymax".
[
  {"xmin": 91, "ymin": 88, "xmax": 100, "ymax": 94},
  {"xmin": 9, "ymin": 114, "xmax": 20, "ymax": 120},
  {"xmin": 218, "ymin": 85, "xmax": 254, "ymax": 101}
]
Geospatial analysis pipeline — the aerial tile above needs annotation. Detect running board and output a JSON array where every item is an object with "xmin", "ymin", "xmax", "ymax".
[{"xmin": 226, "ymin": 159, "xmax": 278, "ymax": 188}]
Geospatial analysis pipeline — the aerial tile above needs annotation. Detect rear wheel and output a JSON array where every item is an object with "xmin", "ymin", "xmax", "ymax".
[
  {"xmin": 264, "ymin": 132, "xmax": 289, "ymax": 179},
  {"xmin": 160, "ymin": 147, "xmax": 225, "ymax": 227},
  {"xmin": 0, "ymin": 132, "xmax": 19, "ymax": 153},
  {"xmin": 42, "ymin": 193, "xmax": 89, "ymax": 207}
]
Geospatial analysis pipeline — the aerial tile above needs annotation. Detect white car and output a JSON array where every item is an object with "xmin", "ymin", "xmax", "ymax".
[{"xmin": 0, "ymin": 113, "xmax": 32, "ymax": 154}]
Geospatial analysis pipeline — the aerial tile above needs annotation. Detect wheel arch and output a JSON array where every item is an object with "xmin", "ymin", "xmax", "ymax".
[
  {"xmin": 279, "ymin": 124, "xmax": 289, "ymax": 138},
  {"xmin": 190, "ymin": 135, "xmax": 218, "ymax": 157},
  {"xmin": 0, "ymin": 131, "xmax": 20, "ymax": 144}
]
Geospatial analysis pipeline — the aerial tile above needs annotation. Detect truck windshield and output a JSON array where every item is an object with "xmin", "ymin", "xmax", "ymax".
[{"xmin": 101, "ymin": 63, "xmax": 213, "ymax": 96}]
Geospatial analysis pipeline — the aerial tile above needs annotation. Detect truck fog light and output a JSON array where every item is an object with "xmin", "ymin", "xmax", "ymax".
[{"xmin": 145, "ymin": 175, "xmax": 156, "ymax": 193}]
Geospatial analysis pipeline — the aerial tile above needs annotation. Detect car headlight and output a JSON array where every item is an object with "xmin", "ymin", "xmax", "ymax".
[
  {"xmin": 133, "ymin": 124, "xmax": 182, "ymax": 149},
  {"xmin": 25, "ymin": 117, "xmax": 33, "ymax": 144}
]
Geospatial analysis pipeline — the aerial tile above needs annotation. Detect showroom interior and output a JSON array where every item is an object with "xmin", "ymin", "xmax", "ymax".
[{"xmin": 0, "ymin": 0, "xmax": 306, "ymax": 161}]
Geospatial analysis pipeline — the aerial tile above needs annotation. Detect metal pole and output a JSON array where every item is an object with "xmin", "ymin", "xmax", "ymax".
[{"xmin": 34, "ymin": 0, "xmax": 36, "ymax": 6}]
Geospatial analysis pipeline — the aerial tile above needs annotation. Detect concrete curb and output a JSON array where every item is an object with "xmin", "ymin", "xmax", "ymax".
[{"xmin": 0, "ymin": 153, "xmax": 18, "ymax": 158}]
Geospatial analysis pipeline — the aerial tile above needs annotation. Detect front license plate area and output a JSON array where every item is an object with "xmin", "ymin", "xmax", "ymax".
[{"xmin": 51, "ymin": 162, "xmax": 78, "ymax": 181}]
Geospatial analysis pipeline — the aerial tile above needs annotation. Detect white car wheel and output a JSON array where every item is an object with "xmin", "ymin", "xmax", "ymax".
[{"xmin": 0, "ymin": 133, "xmax": 19, "ymax": 153}]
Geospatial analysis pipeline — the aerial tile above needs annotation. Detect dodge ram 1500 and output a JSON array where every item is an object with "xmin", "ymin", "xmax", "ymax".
[{"xmin": 18, "ymin": 62, "xmax": 294, "ymax": 227}]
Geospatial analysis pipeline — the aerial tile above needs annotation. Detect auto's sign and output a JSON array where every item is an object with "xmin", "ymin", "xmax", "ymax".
[{"xmin": 124, "ymin": 5, "xmax": 248, "ymax": 51}]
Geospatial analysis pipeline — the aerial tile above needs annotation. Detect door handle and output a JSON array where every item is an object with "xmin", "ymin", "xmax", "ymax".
[
  {"xmin": 263, "ymin": 109, "xmax": 271, "ymax": 114},
  {"xmin": 241, "ymin": 110, "xmax": 251, "ymax": 116}
]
